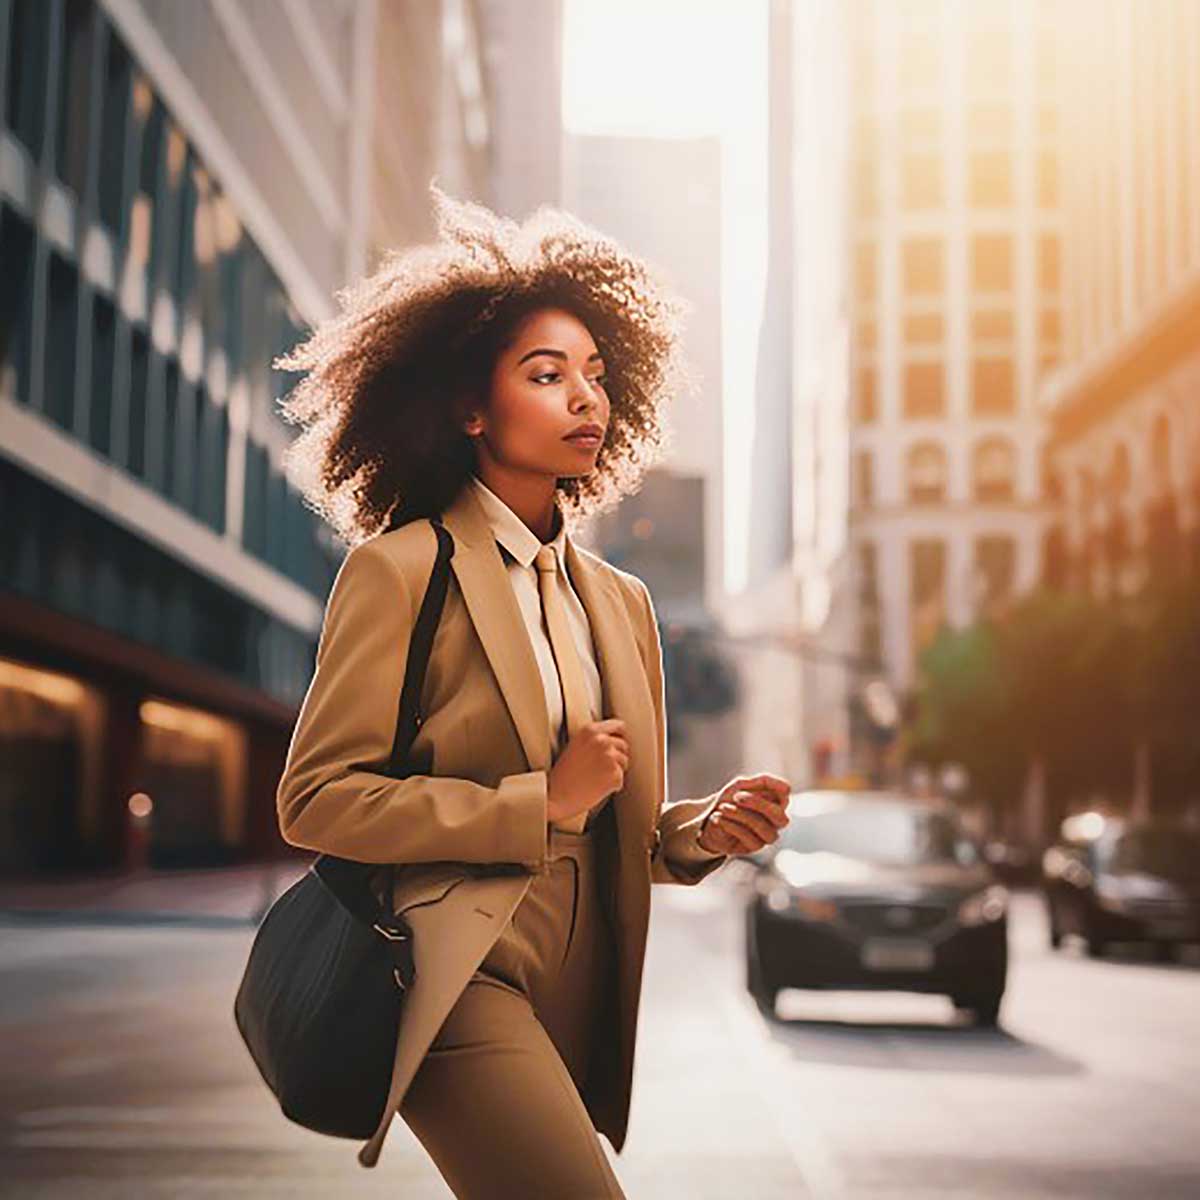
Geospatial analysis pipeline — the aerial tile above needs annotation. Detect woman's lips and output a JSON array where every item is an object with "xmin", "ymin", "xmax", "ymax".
[{"xmin": 564, "ymin": 433, "xmax": 602, "ymax": 449}]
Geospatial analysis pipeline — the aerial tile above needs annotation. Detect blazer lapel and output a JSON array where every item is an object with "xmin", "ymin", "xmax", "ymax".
[
  {"xmin": 438, "ymin": 484, "xmax": 553, "ymax": 774},
  {"xmin": 565, "ymin": 537, "xmax": 658, "ymax": 854},
  {"xmin": 437, "ymin": 482, "xmax": 657, "ymax": 855}
]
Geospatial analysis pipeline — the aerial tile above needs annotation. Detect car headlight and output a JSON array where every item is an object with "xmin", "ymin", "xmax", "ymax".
[{"xmin": 958, "ymin": 885, "xmax": 1008, "ymax": 926}]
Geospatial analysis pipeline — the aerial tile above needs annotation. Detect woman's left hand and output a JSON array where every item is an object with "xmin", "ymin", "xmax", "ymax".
[{"xmin": 697, "ymin": 773, "xmax": 791, "ymax": 856}]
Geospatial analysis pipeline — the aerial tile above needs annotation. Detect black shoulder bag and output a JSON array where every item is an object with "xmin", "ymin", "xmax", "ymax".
[{"xmin": 233, "ymin": 519, "xmax": 455, "ymax": 1140}]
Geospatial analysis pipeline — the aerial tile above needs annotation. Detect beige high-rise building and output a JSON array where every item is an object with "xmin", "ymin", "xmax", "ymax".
[
  {"xmin": 847, "ymin": 0, "xmax": 1061, "ymax": 694},
  {"xmin": 1042, "ymin": 0, "xmax": 1200, "ymax": 596}
]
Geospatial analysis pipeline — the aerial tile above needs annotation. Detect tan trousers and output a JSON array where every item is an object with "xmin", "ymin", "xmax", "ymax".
[{"xmin": 399, "ymin": 825, "xmax": 627, "ymax": 1199}]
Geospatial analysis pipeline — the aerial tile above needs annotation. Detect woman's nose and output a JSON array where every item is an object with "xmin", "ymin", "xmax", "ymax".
[{"xmin": 570, "ymin": 384, "xmax": 597, "ymax": 412}]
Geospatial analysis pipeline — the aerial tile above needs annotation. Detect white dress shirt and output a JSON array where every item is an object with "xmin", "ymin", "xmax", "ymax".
[
  {"xmin": 469, "ymin": 475, "xmax": 604, "ymax": 759},
  {"xmin": 469, "ymin": 475, "xmax": 724, "ymax": 863}
]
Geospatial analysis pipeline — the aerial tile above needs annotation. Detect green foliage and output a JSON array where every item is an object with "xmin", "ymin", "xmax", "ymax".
[{"xmin": 907, "ymin": 577, "xmax": 1200, "ymax": 815}]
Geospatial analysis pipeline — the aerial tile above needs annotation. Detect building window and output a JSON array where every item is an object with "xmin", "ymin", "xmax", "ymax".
[
  {"xmin": 974, "ymin": 437, "xmax": 1017, "ymax": 502},
  {"xmin": 44, "ymin": 254, "xmax": 79, "ymax": 431},
  {"xmin": 54, "ymin": 0, "xmax": 95, "ymax": 198},
  {"xmin": 161, "ymin": 360, "xmax": 181, "ymax": 501},
  {"xmin": 972, "ymin": 309, "xmax": 1013, "ymax": 340},
  {"xmin": 1107, "ymin": 442, "xmax": 1131, "ymax": 504},
  {"xmin": 1037, "ymin": 151, "xmax": 1058, "ymax": 208},
  {"xmin": 856, "ymin": 241, "xmax": 876, "ymax": 303},
  {"xmin": 969, "ymin": 152, "xmax": 1012, "ymax": 207},
  {"xmin": 975, "ymin": 536, "xmax": 1016, "ymax": 612},
  {"xmin": 907, "ymin": 441, "xmax": 947, "ymax": 504},
  {"xmin": 859, "ymin": 541, "xmax": 879, "ymax": 605},
  {"xmin": 855, "ymin": 450, "xmax": 875, "ymax": 508},
  {"xmin": 1040, "ymin": 443, "xmax": 1062, "ymax": 502},
  {"xmin": 902, "ymin": 153, "xmax": 942, "ymax": 209},
  {"xmin": 243, "ymin": 441, "xmax": 269, "ymax": 558},
  {"xmin": 127, "ymin": 328, "xmax": 149, "ymax": 479},
  {"xmin": 1038, "ymin": 235, "xmax": 1059, "ymax": 293},
  {"xmin": 1042, "ymin": 525, "xmax": 1068, "ymax": 590},
  {"xmin": 903, "ymin": 361, "xmax": 944, "ymax": 418},
  {"xmin": 910, "ymin": 538, "xmax": 947, "ymax": 657},
  {"xmin": 855, "ymin": 157, "xmax": 876, "ymax": 219},
  {"xmin": 6, "ymin": 0, "xmax": 53, "ymax": 156},
  {"xmin": 0, "ymin": 206, "xmax": 37, "ymax": 405},
  {"xmin": 858, "ymin": 541, "xmax": 881, "ymax": 661},
  {"xmin": 903, "ymin": 238, "xmax": 943, "ymax": 295},
  {"xmin": 857, "ymin": 367, "xmax": 877, "ymax": 422},
  {"xmin": 904, "ymin": 312, "xmax": 943, "ymax": 344},
  {"xmin": 98, "ymin": 25, "xmax": 133, "ymax": 234},
  {"xmin": 971, "ymin": 234, "xmax": 1012, "ymax": 292},
  {"xmin": 89, "ymin": 294, "xmax": 117, "ymax": 458},
  {"xmin": 972, "ymin": 358, "xmax": 1014, "ymax": 415}
]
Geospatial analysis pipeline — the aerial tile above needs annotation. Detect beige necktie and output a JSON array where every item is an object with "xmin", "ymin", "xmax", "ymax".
[{"xmin": 534, "ymin": 545, "xmax": 603, "ymax": 832}]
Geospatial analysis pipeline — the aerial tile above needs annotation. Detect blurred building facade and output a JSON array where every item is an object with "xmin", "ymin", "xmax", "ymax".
[
  {"xmin": 563, "ymin": 131, "xmax": 741, "ymax": 802},
  {"xmin": 1042, "ymin": 0, "xmax": 1200, "ymax": 597},
  {"xmin": 564, "ymin": 133, "xmax": 725, "ymax": 621},
  {"xmin": 846, "ymin": 0, "xmax": 1062, "ymax": 696},
  {"xmin": 477, "ymin": 0, "xmax": 563, "ymax": 220},
  {"xmin": 0, "ymin": 0, "xmax": 496, "ymax": 874}
]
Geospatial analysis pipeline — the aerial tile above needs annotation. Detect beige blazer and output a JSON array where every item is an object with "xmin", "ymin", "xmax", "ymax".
[{"xmin": 275, "ymin": 481, "xmax": 727, "ymax": 1168}]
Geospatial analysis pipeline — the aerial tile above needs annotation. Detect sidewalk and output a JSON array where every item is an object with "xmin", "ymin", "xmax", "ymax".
[{"xmin": 0, "ymin": 859, "xmax": 310, "ymax": 927}]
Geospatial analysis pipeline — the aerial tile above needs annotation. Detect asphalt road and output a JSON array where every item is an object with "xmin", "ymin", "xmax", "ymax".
[{"xmin": 1, "ymin": 869, "xmax": 1198, "ymax": 1198}]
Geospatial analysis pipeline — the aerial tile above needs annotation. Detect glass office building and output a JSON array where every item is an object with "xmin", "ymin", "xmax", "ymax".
[{"xmin": 0, "ymin": 0, "xmax": 363, "ymax": 871}]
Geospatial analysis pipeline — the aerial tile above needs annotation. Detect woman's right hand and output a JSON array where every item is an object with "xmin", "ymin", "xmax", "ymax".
[{"xmin": 546, "ymin": 718, "xmax": 629, "ymax": 824}]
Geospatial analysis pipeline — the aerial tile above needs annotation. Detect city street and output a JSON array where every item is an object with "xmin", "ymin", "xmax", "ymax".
[{"xmin": 2, "ymin": 868, "xmax": 1198, "ymax": 1198}]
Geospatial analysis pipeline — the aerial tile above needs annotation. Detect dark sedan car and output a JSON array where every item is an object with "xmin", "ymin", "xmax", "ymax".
[
  {"xmin": 1043, "ymin": 815, "xmax": 1200, "ymax": 961},
  {"xmin": 745, "ymin": 790, "xmax": 1008, "ymax": 1025}
]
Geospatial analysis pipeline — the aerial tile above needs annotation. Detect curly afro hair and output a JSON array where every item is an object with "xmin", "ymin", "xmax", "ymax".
[{"xmin": 274, "ymin": 182, "xmax": 697, "ymax": 547}]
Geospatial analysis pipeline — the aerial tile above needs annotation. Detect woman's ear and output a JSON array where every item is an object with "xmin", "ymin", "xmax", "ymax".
[{"xmin": 454, "ymin": 390, "xmax": 485, "ymax": 438}]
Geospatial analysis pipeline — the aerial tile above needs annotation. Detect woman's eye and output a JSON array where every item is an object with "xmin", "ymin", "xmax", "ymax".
[
  {"xmin": 532, "ymin": 372, "xmax": 560, "ymax": 384},
  {"xmin": 591, "ymin": 375, "xmax": 607, "ymax": 388}
]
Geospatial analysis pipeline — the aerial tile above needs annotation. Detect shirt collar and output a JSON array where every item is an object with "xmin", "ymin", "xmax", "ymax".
[{"xmin": 469, "ymin": 475, "xmax": 569, "ymax": 570}]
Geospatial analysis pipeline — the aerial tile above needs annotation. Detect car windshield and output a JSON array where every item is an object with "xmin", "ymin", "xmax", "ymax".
[
  {"xmin": 1106, "ymin": 830, "xmax": 1200, "ymax": 882},
  {"xmin": 778, "ymin": 799, "xmax": 979, "ymax": 866}
]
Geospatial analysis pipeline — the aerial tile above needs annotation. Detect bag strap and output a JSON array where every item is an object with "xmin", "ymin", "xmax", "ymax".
[
  {"xmin": 312, "ymin": 518, "xmax": 455, "ymax": 930},
  {"xmin": 386, "ymin": 520, "xmax": 455, "ymax": 773}
]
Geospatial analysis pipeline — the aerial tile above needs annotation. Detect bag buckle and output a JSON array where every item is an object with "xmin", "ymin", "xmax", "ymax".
[{"xmin": 372, "ymin": 921, "xmax": 409, "ymax": 942}]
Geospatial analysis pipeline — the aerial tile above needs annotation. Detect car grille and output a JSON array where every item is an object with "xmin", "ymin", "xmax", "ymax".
[{"xmin": 838, "ymin": 900, "xmax": 952, "ymax": 937}]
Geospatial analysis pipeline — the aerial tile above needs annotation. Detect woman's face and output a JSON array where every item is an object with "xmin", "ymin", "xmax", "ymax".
[{"xmin": 463, "ymin": 306, "xmax": 610, "ymax": 480}]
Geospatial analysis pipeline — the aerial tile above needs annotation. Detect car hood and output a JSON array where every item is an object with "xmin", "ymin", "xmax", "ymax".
[{"xmin": 770, "ymin": 849, "xmax": 993, "ymax": 901}]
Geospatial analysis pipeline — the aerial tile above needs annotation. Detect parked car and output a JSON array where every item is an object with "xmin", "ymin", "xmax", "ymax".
[
  {"xmin": 1042, "ymin": 815, "xmax": 1200, "ymax": 961},
  {"xmin": 745, "ymin": 790, "xmax": 1008, "ymax": 1026}
]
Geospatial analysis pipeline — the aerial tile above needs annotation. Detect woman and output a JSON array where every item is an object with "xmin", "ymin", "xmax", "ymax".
[{"xmin": 273, "ymin": 185, "xmax": 792, "ymax": 1197}]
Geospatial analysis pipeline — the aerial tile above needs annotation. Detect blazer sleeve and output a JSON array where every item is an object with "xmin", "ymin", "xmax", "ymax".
[
  {"xmin": 276, "ymin": 540, "xmax": 549, "ymax": 870},
  {"xmin": 632, "ymin": 576, "xmax": 728, "ymax": 886}
]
